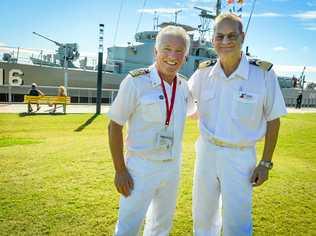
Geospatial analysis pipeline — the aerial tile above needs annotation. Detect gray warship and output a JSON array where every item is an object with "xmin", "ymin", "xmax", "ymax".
[
  {"xmin": 0, "ymin": 4, "xmax": 219, "ymax": 104},
  {"xmin": 0, "ymin": 0, "xmax": 315, "ymax": 107}
]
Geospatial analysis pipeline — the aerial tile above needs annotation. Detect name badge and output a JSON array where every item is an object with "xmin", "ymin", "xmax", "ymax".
[{"xmin": 156, "ymin": 128, "xmax": 173, "ymax": 151}]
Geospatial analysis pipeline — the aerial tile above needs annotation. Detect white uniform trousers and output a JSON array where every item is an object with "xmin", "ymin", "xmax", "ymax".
[
  {"xmin": 193, "ymin": 136, "xmax": 257, "ymax": 236},
  {"xmin": 115, "ymin": 156, "xmax": 180, "ymax": 236}
]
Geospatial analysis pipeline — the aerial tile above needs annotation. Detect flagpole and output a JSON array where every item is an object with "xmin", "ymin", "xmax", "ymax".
[{"xmin": 245, "ymin": 0, "xmax": 257, "ymax": 38}]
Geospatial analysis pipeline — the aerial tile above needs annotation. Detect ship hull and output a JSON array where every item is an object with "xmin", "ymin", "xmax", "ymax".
[
  {"xmin": 0, "ymin": 62, "xmax": 124, "ymax": 102},
  {"xmin": 0, "ymin": 62, "xmax": 124, "ymax": 88},
  {"xmin": 1, "ymin": 62, "xmax": 316, "ymax": 107}
]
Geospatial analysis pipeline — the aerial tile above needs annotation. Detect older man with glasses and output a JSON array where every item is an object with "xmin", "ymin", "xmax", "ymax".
[{"xmin": 188, "ymin": 13, "xmax": 287, "ymax": 235}]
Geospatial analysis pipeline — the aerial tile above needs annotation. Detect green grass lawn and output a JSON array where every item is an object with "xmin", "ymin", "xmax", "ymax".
[{"xmin": 0, "ymin": 113, "xmax": 315, "ymax": 235}]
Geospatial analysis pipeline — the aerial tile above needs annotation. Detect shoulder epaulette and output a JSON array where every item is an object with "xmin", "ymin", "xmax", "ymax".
[
  {"xmin": 198, "ymin": 59, "xmax": 217, "ymax": 69},
  {"xmin": 177, "ymin": 73, "xmax": 188, "ymax": 81},
  {"xmin": 249, "ymin": 58, "xmax": 273, "ymax": 71},
  {"xmin": 128, "ymin": 68, "xmax": 150, "ymax": 78}
]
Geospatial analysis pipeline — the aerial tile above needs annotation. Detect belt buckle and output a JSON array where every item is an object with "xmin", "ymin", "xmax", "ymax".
[
  {"xmin": 212, "ymin": 138, "xmax": 224, "ymax": 147},
  {"xmin": 217, "ymin": 140, "xmax": 225, "ymax": 147},
  {"xmin": 211, "ymin": 137, "xmax": 245, "ymax": 149},
  {"xmin": 239, "ymin": 145, "xmax": 246, "ymax": 150}
]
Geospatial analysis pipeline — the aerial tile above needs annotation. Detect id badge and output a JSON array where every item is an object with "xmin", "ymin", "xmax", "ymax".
[{"xmin": 156, "ymin": 128, "xmax": 173, "ymax": 151}]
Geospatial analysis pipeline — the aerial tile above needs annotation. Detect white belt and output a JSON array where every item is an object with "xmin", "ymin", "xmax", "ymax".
[{"xmin": 206, "ymin": 136, "xmax": 252, "ymax": 149}]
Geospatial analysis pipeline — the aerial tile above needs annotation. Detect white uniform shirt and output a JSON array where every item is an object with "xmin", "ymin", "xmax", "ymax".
[
  {"xmin": 107, "ymin": 64, "xmax": 190, "ymax": 161},
  {"xmin": 188, "ymin": 53, "xmax": 287, "ymax": 147}
]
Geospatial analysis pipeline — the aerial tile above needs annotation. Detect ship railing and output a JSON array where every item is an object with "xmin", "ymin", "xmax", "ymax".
[
  {"xmin": 284, "ymin": 97, "xmax": 316, "ymax": 108},
  {"xmin": 0, "ymin": 46, "xmax": 98, "ymax": 69},
  {"xmin": 0, "ymin": 85, "xmax": 119, "ymax": 104}
]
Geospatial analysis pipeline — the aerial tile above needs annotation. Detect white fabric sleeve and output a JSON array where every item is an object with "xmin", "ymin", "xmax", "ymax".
[
  {"xmin": 188, "ymin": 70, "xmax": 200, "ymax": 100},
  {"xmin": 263, "ymin": 69, "xmax": 288, "ymax": 121},
  {"xmin": 187, "ymin": 70, "xmax": 201, "ymax": 116},
  {"xmin": 107, "ymin": 76, "xmax": 137, "ymax": 126},
  {"xmin": 182, "ymin": 79, "xmax": 196, "ymax": 116}
]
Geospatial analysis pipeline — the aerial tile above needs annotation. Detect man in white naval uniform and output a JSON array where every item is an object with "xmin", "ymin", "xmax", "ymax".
[
  {"xmin": 189, "ymin": 13, "xmax": 287, "ymax": 235},
  {"xmin": 108, "ymin": 26, "xmax": 194, "ymax": 236}
]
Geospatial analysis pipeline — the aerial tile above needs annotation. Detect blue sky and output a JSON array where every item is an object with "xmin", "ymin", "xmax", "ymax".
[{"xmin": 1, "ymin": 0, "xmax": 316, "ymax": 82}]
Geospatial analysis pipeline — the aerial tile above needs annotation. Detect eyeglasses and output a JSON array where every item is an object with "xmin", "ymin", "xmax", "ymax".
[{"xmin": 214, "ymin": 32, "xmax": 240, "ymax": 42}]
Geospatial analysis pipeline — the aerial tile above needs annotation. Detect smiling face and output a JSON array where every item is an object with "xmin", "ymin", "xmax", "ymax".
[
  {"xmin": 155, "ymin": 34, "xmax": 187, "ymax": 81},
  {"xmin": 212, "ymin": 19, "xmax": 245, "ymax": 60}
]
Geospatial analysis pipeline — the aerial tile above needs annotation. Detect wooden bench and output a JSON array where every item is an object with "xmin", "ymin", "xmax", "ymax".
[{"xmin": 24, "ymin": 95, "xmax": 71, "ymax": 114}]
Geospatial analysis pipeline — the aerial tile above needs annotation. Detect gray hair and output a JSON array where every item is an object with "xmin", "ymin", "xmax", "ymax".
[
  {"xmin": 155, "ymin": 25, "xmax": 191, "ymax": 56},
  {"xmin": 213, "ymin": 13, "xmax": 243, "ymax": 33}
]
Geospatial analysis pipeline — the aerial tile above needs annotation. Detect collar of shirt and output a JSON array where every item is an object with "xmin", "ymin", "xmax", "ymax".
[
  {"xmin": 209, "ymin": 53, "xmax": 249, "ymax": 81},
  {"xmin": 149, "ymin": 64, "xmax": 180, "ymax": 87},
  {"xmin": 148, "ymin": 64, "xmax": 161, "ymax": 87}
]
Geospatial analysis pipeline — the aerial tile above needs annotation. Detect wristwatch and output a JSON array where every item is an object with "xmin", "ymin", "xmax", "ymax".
[{"xmin": 259, "ymin": 160, "xmax": 273, "ymax": 170}]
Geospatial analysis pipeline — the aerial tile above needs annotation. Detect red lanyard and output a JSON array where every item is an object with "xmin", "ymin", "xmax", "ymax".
[{"xmin": 160, "ymin": 77, "xmax": 177, "ymax": 127}]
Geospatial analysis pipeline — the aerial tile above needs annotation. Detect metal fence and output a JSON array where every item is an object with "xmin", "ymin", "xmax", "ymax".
[
  {"xmin": 0, "ymin": 85, "xmax": 119, "ymax": 104},
  {"xmin": 1, "ymin": 84, "xmax": 316, "ymax": 107},
  {"xmin": 284, "ymin": 97, "xmax": 316, "ymax": 108}
]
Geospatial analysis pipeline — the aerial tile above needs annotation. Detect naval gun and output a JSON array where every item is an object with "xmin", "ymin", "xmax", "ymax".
[
  {"xmin": 33, "ymin": 32, "xmax": 80, "ymax": 67},
  {"xmin": 33, "ymin": 32, "xmax": 80, "ymax": 87}
]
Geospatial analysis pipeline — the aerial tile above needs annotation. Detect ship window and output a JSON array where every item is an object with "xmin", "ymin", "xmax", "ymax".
[
  {"xmin": 196, "ymin": 49, "xmax": 200, "ymax": 56},
  {"xmin": 78, "ymin": 97, "xmax": 88, "ymax": 103},
  {"xmin": 114, "ymin": 62, "xmax": 122, "ymax": 73},
  {"xmin": 71, "ymin": 97, "xmax": 78, "ymax": 103},
  {"xmin": 194, "ymin": 60, "xmax": 200, "ymax": 70}
]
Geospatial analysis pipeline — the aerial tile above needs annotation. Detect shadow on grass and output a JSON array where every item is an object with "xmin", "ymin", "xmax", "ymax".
[
  {"xmin": 19, "ymin": 105, "xmax": 67, "ymax": 116},
  {"xmin": 74, "ymin": 113, "xmax": 99, "ymax": 132},
  {"xmin": 19, "ymin": 112, "xmax": 65, "ymax": 117}
]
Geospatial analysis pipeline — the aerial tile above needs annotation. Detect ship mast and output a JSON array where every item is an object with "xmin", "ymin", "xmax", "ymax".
[
  {"xmin": 174, "ymin": 9, "xmax": 182, "ymax": 24},
  {"xmin": 194, "ymin": 0, "xmax": 221, "ymax": 42},
  {"xmin": 216, "ymin": 0, "xmax": 221, "ymax": 16},
  {"xmin": 153, "ymin": 11, "xmax": 159, "ymax": 31},
  {"xmin": 300, "ymin": 66, "xmax": 306, "ymax": 93}
]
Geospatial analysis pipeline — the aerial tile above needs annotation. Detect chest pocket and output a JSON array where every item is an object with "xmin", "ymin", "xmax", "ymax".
[
  {"xmin": 232, "ymin": 91, "xmax": 258, "ymax": 121},
  {"xmin": 198, "ymin": 89, "xmax": 216, "ymax": 117},
  {"xmin": 140, "ymin": 94, "xmax": 164, "ymax": 122}
]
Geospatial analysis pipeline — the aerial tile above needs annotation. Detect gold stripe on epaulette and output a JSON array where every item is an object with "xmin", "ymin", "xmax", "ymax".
[
  {"xmin": 198, "ymin": 60, "xmax": 216, "ymax": 69},
  {"xmin": 249, "ymin": 59, "xmax": 273, "ymax": 71},
  {"xmin": 129, "ymin": 68, "xmax": 150, "ymax": 77},
  {"xmin": 177, "ymin": 73, "xmax": 188, "ymax": 80}
]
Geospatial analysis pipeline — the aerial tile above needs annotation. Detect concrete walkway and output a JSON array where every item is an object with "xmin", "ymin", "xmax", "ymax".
[
  {"xmin": 0, "ymin": 103, "xmax": 315, "ymax": 114},
  {"xmin": 0, "ymin": 103, "xmax": 110, "ymax": 114},
  {"xmin": 286, "ymin": 107, "xmax": 316, "ymax": 113}
]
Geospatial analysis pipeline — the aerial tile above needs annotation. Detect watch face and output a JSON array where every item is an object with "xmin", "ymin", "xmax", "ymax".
[{"xmin": 260, "ymin": 161, "xmax": 273, "ymax": 170}]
